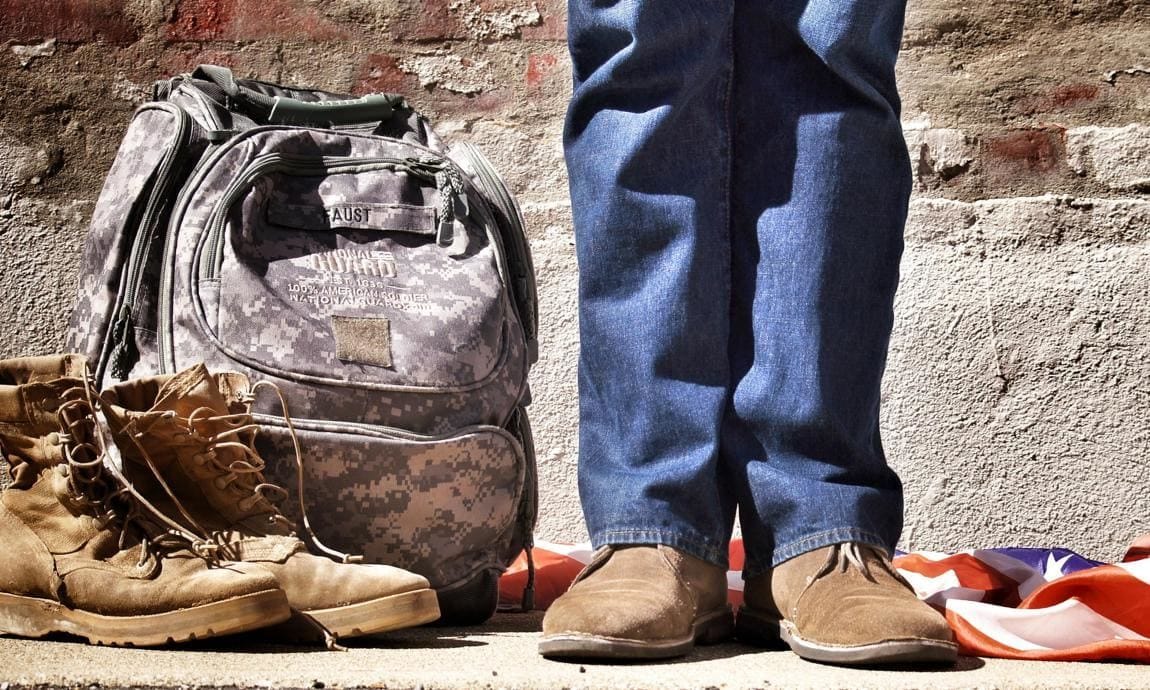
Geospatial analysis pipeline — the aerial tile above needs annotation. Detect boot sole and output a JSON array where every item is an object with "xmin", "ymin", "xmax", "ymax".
[
  {"xmin": 736, "ymin": 605, "xmax": 958, "ymax": 666},
  {"xmin": 538, "ymin": 606, "xmax": 734, "ymax": 660},
  {"xmin": 0, "ymin": 590, "xmax": 290, "ymax": 647},
  {"xmin": 305, "ymin": 587, "xmax": 441, "ymax": 637}
]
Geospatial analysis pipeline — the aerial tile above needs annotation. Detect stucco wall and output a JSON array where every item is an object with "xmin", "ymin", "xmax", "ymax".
[{"xmin": 1, "ymin": 0, "xmax": 1146, "ymax": 561}]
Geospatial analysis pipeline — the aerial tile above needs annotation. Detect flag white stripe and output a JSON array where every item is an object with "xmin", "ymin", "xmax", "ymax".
[
  {"xmin": 1117, "ymin": 558, "xmax": 1150, "ymax": 586},
  {"xmin": 947, "ymin": 598, "xmax": 1150, "ymax": 651}
]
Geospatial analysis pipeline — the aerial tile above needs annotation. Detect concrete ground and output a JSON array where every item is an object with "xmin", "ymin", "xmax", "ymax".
[{"xmin": 2, "ymin": 612, "xmax": 1148, "ymax": 690}]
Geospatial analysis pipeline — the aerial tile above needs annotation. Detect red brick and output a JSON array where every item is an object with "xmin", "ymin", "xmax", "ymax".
[
  {"xmin": 0, "ymin": 0, "xmax": 139, "ymax": 43},
  {"xmin": 167, "ymin": 0, "xmax": 232, "ymax": 41},
  {"xmin": 1015, "ymin": 82, "xmax": 1102, "ymax": 116},
  {"xmin": 354, "ymin": 54, "xmax": 419, "ymax": 96},
  {"xmin": 1049, "ymin": 83, "xmax": 1100, "ymax": 109},
  {"xmin": 525, "ymin": 53, "xmax": 558, "ymax": 89},
  {"xmin": 983, "ymin": 127, "xmax": 1066, "ymax": 173},
  {"xmin": 166, "ymin": 0, "xmax": 349, "ymax": 42}
]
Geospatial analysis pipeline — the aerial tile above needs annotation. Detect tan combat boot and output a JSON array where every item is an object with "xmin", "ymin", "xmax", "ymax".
[
  {"xmin": 737, "ymin": 542, "xmax": 957, "ymax": 665},
  {"xmin": 100, "ymin": 363, "xmax": 440, "ymax": 641},
  {"xmin": 539, "ymin": 544, "xmax": 733, "ymax": 660},
  {"xmin": 0, "ymin": 354, "xmax": 291, "ymax": 646}
]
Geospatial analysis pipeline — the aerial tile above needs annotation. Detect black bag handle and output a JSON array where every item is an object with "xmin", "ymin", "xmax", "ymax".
[{"xmin": 190, "ymin": 64, "xmax": 406, "ymax": 126}]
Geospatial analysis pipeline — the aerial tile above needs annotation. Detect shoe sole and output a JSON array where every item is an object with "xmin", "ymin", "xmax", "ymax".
[
  {"xmin": 538, "ymin": 606, "xmax": 734, "ymax": 660},
  {"xmin": 0, "ymin": 590, "xmax": 291, "ymax": 647},
  {"xmin": 305, "ymin": 587, "xmax": 441, "ymax": 637},
  {"xmin": 736, "ymin": 605, "xmax": 958, "ymax": 666}
]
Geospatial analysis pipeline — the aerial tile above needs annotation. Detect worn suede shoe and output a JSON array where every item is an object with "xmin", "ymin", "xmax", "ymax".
[
  {"xmin": 539, "ymin": 544, "xmax": 733, "ymax": 660},
  {"xmin": 101, "ymin": 364, "xmax": 440, "ymax": 641},
  {"xmin": 0, "ymin": 355, "xmax": 291, "ymax": 646},
  {"xmin": 736, "ymin": 542, "xmax": 957, "ymax": 665}
]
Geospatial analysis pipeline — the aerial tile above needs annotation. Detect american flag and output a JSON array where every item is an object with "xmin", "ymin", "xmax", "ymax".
[{"xmin": 499, "ymin": 535, "xmax": 1150, "ymax": 662}]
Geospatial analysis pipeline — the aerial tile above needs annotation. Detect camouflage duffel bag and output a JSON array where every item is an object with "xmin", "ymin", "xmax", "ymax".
[{"xmin": 65, "ymin": 65, "xmax": 538, "ymax": 624}]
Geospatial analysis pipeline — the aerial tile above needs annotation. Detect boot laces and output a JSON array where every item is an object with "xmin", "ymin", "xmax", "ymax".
[
  {"xmin": 121, "ymin": 378, "xmax": 361, "ymax": 564},
  {"xmin": 182, "ymin": 408, "xmax": 290, "ymax": 519},
  {"xmin": 815, "ymin": 543, "xmax": 885, "ymax": 584},
  {"xmin": 56, "ymin": 372, "xmax": 222, "ymax": 567},
  {"xmin": 815, "ymin": 542, "xmax": 917, "ymax": 593},
  {"xmin": 241, "ymin": 380, "xmax": 363, "ymax": 564}
]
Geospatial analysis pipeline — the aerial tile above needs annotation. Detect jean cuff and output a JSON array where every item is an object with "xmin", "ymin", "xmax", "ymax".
[
  {"xmin": 591, "ymin": 528, "xmax": 729, "ymax": 569},
  {"xmin": 742, "ymin": 527, "xmax": 892, "ymax": 579}
]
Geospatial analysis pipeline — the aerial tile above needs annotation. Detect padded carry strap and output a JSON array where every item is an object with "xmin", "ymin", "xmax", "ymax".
[{"xmin": 187, "ymin": 64, "xmax": 406, "ymax": 126}]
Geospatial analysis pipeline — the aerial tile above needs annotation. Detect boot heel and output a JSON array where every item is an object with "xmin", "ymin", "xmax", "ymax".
[
  {"xmin": 694, "ymin": 605, "xmax": 735, "ymax": 645},
  {"xmin": 0, "ymin": 592, "xmax": 70, "ymax": 639}
]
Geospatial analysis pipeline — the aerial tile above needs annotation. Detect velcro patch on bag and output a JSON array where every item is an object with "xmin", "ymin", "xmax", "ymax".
[
  {"xmin": 267, "ymin": 202, "xmax": 436, "ymax": 235},
  {"xmin": 331, "ymin": 315, "xmax": 393, "ymax": 368}
]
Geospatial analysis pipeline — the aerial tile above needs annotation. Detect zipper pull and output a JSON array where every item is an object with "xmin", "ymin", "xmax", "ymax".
[
  {"xmin": 435, "ymin": 166, "xmax": 466, "ymax": 247},
  {"xmin": 107, "ymin": 307, "xmax": 138, "ymax": 381},
  {"xmin": 401, "ymin": 157, "xmax": 466, "ymax": 246}
]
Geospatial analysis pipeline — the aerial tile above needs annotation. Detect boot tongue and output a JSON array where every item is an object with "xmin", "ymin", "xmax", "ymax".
[{"xmin": 152, "ymin": 364, "xmax": 232, "ymax": 418}]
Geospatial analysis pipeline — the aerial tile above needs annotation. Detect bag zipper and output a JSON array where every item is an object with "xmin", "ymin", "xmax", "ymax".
[
  {"xmin": 253, "ymin": 412, "xmax": 513, "ymax": 443},
  {"xmin": 197, "ymin": 153, "xmax": 453, "ymax": 283},
  {"xmin": 103, "ymin": 103, "xmax": 194, "ymax": 383}
]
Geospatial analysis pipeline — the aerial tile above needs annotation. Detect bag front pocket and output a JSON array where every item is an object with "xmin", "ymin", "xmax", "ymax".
[
  {"xmin": 255, "ymin": 417, "xmax": 526, "ymax": 590},
  {"xmin": 191, "ymin": 152, "xmax": 510, "ymax": 391}
]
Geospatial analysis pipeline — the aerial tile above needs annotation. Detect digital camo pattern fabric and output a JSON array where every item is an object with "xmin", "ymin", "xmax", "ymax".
[
  {"xmin": 64, "ymin": 105, "xmax": 182, "ymax": 365},
  {"xmin": 256, "ymin": 421, "xmax": 526, "ymax": 589},
  {"xmin": 215, "ymin": 166, "xmax": 505, "ymax": 387}
]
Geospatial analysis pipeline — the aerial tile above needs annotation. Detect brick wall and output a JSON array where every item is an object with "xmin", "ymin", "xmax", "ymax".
[{"xmin": 0, "ymin": 0, "xmax": 1147, "ymax": 560}]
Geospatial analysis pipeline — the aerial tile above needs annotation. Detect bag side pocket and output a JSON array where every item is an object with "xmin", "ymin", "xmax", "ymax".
[{"xmin": 255, "ymin": 418, "xmax": 526, "ymax": 591}]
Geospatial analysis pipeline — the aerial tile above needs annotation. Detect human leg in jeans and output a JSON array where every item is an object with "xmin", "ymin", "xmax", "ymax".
[
  {"xmin": 721, "ymin": 0, "xmax": 953, "ymax": 664},
  {"xmin": 538, "ymin": 0, "xmax": 739, "ymax": 660},
  {"xmin": 541, "ymin": 0, "xmax": 956, "ymax": 664}
]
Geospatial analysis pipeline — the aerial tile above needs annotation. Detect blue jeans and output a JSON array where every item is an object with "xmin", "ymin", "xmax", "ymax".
[{"xmin": 566, "ymin": 0, "xmax": 911, "ymax": 577}]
